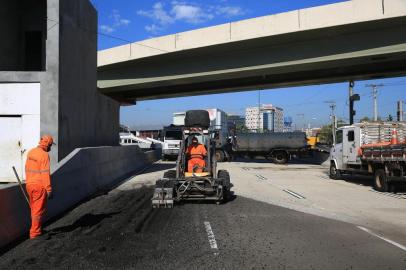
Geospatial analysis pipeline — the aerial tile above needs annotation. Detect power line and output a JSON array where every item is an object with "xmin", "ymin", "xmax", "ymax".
[{"xmin": 45, "ymin": 17, "xmax": 168, "ymax": 53}]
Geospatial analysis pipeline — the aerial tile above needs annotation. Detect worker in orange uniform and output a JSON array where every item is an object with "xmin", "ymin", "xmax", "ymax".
[
  {"xmin": 25, "ymin": 135, "xmax": 54, "ymax": 239},
  {"xmin": 186, "ymin": 136, "xmax": 207, "ymax": 173}
]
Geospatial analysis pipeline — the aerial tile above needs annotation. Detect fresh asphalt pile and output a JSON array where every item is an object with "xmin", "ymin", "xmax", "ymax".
[{"xmin": 0, "ymin": 170, "xmax": 405, "ymax": 269}]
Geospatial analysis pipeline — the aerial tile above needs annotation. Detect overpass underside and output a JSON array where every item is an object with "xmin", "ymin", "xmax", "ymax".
[{"xmin": 97, "ymin": 16, "xmax": 406, "ymax": 103}]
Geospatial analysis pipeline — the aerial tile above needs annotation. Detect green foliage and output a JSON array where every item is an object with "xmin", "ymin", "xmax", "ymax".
[
  {"xmin": 317, "ymin": 120, "xmax": 346, "ymax": 145},
  {"xmin": 387, "ymin": 114, "xmax": 393, "ymax": 121},
  {"xmin": 235, "ymin": 122, "xmax": 248, "ymax": 133},
  {"xmin": 360, "ymin": 116, "xmax": 370, "ymax": 122}
]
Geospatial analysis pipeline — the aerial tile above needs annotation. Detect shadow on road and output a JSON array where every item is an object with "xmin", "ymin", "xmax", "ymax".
[
  {"xmin": 230, "ymin": 155, "xmax": 329, "ymax": 166},
  {"xmin": 147, "ymin": 162, "xmax": 176, "ymax": 173},
  {"xmin": 326, "ymin": 173, "xmax": 406, "ymax": 193},
  {"xmin": 49, "ymin": 212, "xmax": 121, "ymax": 235}
]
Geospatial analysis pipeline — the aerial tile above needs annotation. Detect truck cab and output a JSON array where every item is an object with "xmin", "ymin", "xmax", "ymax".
[
  {"xmin": 330, "ymin": 125, "xmax": 362, "ymax": 178},
  {"xmin": 161, "ymin": 125, "xmax": 183, "ymax": 160}
]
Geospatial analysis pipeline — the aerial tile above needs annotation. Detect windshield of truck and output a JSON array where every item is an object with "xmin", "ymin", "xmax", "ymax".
[{"xmin": 164, "ymin": 131, "xmax": 182, "ymax": 140}]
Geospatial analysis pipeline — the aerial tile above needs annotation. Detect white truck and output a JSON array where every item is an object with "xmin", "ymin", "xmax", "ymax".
[
  {"xmin": 161, "ymin": 125, "xmax": 183, "ymax": 160},
  {"xmin": 173, "ymin": 109, "xmax": 231, "ymax": 161},
  {"xmin": 329, "ymin": 122, "xmax": 406, "ymax": 192}
]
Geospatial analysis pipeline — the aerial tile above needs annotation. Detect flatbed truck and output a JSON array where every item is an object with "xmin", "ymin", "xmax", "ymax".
[{"xmin": 329, "ymin": 122, "xmax": 406, "ymax": 192}]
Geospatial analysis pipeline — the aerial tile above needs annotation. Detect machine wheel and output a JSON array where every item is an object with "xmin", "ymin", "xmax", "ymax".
[
  {"xmin": 218, "ymin": 170, "xmax": 231, "ymax": 202},
  {"xmin": 374, "ymin": 169, "xmax": 389, "ymax": 192},
  {"xmin": 163, "ymin": 170, "xmax": 176, "ymax": 179},
  {"xmin": 273, "ymin": 151, "xmax": 288, "ymax": 164},
  {"xmin": 329, "ymin": 163, "xmax": 341, "ymax": 180},
  {"xmin": 215, "ymin": 150, "xmax": 225, "ymax": 162}
]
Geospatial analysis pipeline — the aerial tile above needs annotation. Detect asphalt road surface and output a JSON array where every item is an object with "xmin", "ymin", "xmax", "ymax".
[{"xmin": 1, "ymin": 163, "xmax": 405, "ymax": 269}]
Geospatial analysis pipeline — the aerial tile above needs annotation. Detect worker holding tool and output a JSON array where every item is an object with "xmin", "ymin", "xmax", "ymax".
[
  {"xmin": 186, "ymin": 136, "xmax": 207, "ymax": 173},
  {"xmin": 25, "ymin": 135, "xmax": 54, "ymax": 239}
]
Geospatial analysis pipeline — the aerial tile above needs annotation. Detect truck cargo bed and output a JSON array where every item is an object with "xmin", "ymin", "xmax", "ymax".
[{"xmin": 362, "ymin": 144, "xmax": 406, "ymax": 162}]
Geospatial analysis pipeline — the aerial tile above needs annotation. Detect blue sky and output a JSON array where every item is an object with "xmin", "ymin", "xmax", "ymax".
[{"xmin": 92, "ymin": 0, "xmax": 406, "ymax": 129}]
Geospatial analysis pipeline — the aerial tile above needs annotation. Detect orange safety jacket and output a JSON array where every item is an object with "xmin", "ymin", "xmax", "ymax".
[
  {"xmin": 25, "ymin": 147, "xmax": 52, "ymax": 193},
  {"xmin": 186, "ymin": 144, "xmax": 207, "ymax": 159}
]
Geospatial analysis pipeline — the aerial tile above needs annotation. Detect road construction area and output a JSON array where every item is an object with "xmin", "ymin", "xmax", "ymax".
[{"xmin": 0, "ymin": 160, "xmax": 405, "ymax": 269}]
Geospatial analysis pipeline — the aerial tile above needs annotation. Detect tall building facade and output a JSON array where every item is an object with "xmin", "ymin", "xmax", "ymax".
[{"xmin": 245, "ymin": 104, "xmax": 284, "ymax": 132}]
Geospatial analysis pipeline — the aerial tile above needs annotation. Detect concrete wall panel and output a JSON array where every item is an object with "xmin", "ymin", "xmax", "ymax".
[
  {"xmin": 230, "ymin": 16, "xmax": 271, "ymax": 41},
  {"xmin": 384, "ymin": 0, "xmax": 406, "ymax": 17},
  {"xmin": 41, "ymin": 0, "xmax": 60, "ymax": 165},
  {"xmin": 269, "ymin": 11, "xmax": 300, "ymax": 36},
  {"xmin": 58, "ymin": 0, "xmax": 119, "ymax": 160},
  {"xmin": 98, "ymin": 44, "xmax": 132, "ymax": 67},
  {"xmin": 176, "ymin": 24, "xmax": 231, "ymax": 50},
  {"xmin": 139, "ymin": 35, "xmax": 177, "ymax": 52},
  {"xmin": 230, "ymin": 11, "xmax": 301, "ymax": 41},
  {"xmin": 0, "ymin": 83, "xmax": 40, "ymax": 115},
  {"xmin": 0, "ymin": 146, "xmax": 160, "ymax": 249}
]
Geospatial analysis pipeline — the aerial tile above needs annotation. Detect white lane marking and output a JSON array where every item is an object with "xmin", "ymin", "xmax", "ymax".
[
  {"xmin": 255, "ymin": 174, "xmax": 267, "ymax": 180},
  {"xmin": 283, "ymin": 189, "xmax": 306, "ymax": 199},
  {"xmin": 204, "ymin": 221, "xmax": 218, "ymax": 251},
  {"xmin": 357, "ymin": 226, "xmax": 406, "ymax": 252}
]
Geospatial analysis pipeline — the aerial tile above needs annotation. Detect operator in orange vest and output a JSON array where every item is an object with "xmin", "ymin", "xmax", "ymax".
[
  {"xmin": 186, "ymin": 136, "xmax": 207, "ymax": 173},
  {"xmin": 25, "ymin": 135, "xmax": 54, "ymax": 239}
]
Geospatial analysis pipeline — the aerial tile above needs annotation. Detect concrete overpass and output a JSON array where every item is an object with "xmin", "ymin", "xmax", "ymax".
[{"xmin": 97, "ymin": 0, "xmax": 406, "ymax": 104}]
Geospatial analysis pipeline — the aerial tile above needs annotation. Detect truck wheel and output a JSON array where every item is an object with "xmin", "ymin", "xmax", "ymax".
[
  {"xmin": 273, "ymin": 151, "xmax": 288, "ymax": 164},
  {"xmin": 374, "ymin": 169, "xmax": 389, "ymax": 192},
  {"xmin": 329, "ymin": 163, "xmax": 341, "ymax": 180},
  {"xmin": 215, "ymin": 150, "xmax": 225, "ymax": 162},
  {"xmin": 163, "ymin": 170, "xmax": 176, "ymax": 179}
]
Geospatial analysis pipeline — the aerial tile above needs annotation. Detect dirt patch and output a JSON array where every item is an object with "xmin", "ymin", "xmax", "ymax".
[{"xmin": 0, "ymin": 186, "xmax": 155, "ymax": 269}]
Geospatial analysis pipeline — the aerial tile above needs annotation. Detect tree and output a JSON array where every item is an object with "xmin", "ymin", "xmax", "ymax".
[
  {"xmin": 387, "ymin": 114, "xmax": 393, "ymax": 121},
  {"xmin": 235, "ymin": 122, "xmax": 249, "ymax": 133},
  {"xmin": 317, "ymin": 120, "xmax": 346, "ymax": 145},
  {"xmin": 360, "ymin": 116, "xmax": 370, "ymax": 122}
]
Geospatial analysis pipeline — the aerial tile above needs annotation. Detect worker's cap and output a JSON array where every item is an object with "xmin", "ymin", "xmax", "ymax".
[
  {"xmin": 39, "ymin": 135, "xmax": 56, "ymax": 147},
  {"xmin": 191, "ymin": 136, "xmax": 198, "ymax": 141}
]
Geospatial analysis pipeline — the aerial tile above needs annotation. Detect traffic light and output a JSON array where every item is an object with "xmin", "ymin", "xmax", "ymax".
[{"xmin": 349, "ymin": 94, "xmax": 360, "ymax": 125}]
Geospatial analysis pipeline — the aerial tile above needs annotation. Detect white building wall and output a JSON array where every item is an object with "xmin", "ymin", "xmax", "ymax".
[
  {"xmin": 245, "ymin": 105, "xmax": 284, "ymax": 132},
  {"xmin": 0, "ymin": 83, "xmax": 41, "ymax": 182}
]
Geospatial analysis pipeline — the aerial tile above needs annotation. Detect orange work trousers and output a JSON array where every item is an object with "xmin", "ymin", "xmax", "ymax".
[
  {"xmin": 26, "ymin": 183, "xmax": 47, "ymax": 239},
  {"xmin": 188, "ymin": 158, "xmax": 205, "ymax": 173}
]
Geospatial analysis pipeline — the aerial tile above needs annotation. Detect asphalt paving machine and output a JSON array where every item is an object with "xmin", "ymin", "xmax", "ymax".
[{"xmin": 152, "ymin": 110, "xmax": 232, "ymax": 208}]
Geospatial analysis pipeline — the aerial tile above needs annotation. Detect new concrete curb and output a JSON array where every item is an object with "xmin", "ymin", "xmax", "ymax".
[{"xmin": 0, "ymin": 146, "xmax": 160, "ymax": 249}]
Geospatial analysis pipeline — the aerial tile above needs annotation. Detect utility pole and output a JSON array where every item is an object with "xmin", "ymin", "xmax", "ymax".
[
  {"xmin": 325, "ymin": 101, "xmax": 336, "ymax": 144},
  {"xmin": 349, "ymin": 81, "xmax": 360, "ymax": 125},
  {"xmin": 330, "ymin": 103, "xmax": 337, "ymax": 128},
  {"xmin": 398, "ymin": 100, "xmax": 404, "ymax": 121},
  {"xmin": 366, "ymin": 84, "xmax": 383, "ymax": 121}
]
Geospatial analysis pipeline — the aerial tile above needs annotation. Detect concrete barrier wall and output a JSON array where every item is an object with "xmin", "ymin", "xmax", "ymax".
[{"xmin": 0, "ymin": 146, "xmax": 160, "ymax": 249}]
